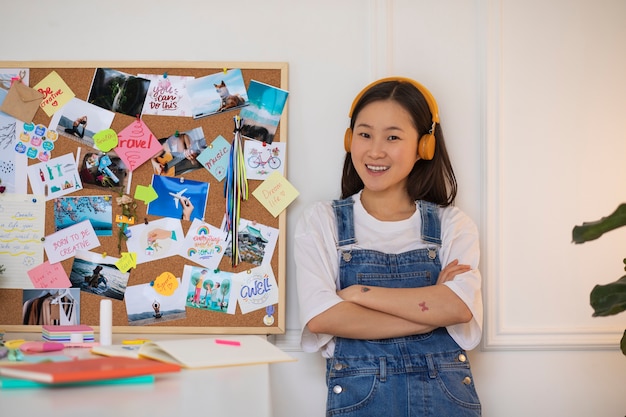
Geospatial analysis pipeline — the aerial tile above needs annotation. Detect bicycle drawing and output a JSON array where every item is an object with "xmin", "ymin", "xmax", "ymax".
[{"xmin": 247, "ymin": 146, "xmax": 281, "ymax": 170}]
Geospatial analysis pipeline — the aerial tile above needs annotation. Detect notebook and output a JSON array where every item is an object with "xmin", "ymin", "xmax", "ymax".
[
  {"xmin": 91, "ymin": 335, "xmax": 296, "ymax": 369},
  {"xmin": 0, "ymin": 356, "xmax": 180, "ymax": 384},
  {"xmin": 0, "ymin": 374, "xmax": 155, "ymax": 389}
]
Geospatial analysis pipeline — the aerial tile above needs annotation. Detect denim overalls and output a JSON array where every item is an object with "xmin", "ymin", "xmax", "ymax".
[{"xmin": 325, "ymin": 198, "xmax": 481, "ymax": 417}]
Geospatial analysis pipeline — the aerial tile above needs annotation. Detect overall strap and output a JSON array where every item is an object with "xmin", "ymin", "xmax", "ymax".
[
  {"xmin": 418, "ymin": 200, "xmax": 442, "ymax": 245},
  {"xmin": 332, "ymin": 198, "xmax": 356, "ymax": 247}
]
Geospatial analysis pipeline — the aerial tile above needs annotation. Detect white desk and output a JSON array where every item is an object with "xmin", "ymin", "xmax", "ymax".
[{"xmin": 0, "ymin": 334, "xmax": 273, "ymax": 417}]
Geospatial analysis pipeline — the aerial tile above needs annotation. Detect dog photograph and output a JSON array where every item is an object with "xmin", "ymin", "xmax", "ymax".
[{"xmin": 187, "ymin": 68, "xmax": 248, "ymax": 119}]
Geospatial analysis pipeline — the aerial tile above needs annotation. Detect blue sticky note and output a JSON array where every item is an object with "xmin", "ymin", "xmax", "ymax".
[{"xmin": 196, "ymin": 135, "xmax": 231, "ymax": 182}]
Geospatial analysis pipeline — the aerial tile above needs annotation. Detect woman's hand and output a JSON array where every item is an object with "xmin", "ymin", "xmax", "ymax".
[
  {"xmin": 437, "ymin": 259, "xmax": 471, "ymax": 285},
  {"xmin": 180, "ymin": 196, "xmax": 194, "ymax": 221}
]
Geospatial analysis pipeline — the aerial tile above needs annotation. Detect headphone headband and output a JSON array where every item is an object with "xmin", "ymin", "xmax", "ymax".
[
  {"xmin": 347, "ymin": 76, "xmax": 439, "ymax": 126},
  {"xmin": 344, "ymin": 77, "xmax": 439, "ymax": 160}
]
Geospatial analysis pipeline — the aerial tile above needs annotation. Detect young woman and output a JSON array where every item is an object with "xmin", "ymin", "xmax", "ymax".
[{"xmin": 294, "ymin": 77, "xmax": 482, "ymax": 416}]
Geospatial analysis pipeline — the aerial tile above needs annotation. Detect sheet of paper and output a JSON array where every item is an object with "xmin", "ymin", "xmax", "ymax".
[
  {"xmin": 44, "ymin": 219, "xmax": 100, "ymax": 264},
  {"xmin": 0, "ymin": 113, "xmax": 28, "ymax": 193},
  {"xmin": 124, "ymin": 217, "xmax": 184, "ymax": 265},
  {"xmin": 115, "ymin": 118, "xmax": 162, "ymax": 171},
  {"xmin": 33, "ymin": 71, "xmax": 75, "ymax": 117},
  {"xmin": 244, "ymin": 140, "xmax": 286, "ymax": 181},
  {"xmin": 0, "ymin": 193, "xmax": 45, "ymax": 289},
  {"xmin": 252, "ymin": 171, "xmax": 299, "ymax": 217},
  {"xmin": 26, "ymin": 152, "xmax": 83, "ymax": 201},
  {"xmin": 233, "ymin": 265, "xmax": 279, "ymax": 314},
  {"xmin": 180, "ymin": 218, "xmax": 227, "ymax": 270},
  {"xmin": 27, "ymin": 260, "xmax": 71, "ymax": 288},
  {"xmin": 139, "ymin": 73, "xmax": 194, "ymax": 117}
]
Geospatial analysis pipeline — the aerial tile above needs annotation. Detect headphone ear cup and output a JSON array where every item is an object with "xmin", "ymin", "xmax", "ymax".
[
  {"xmin": 418, "ymin": 133, "xmax": 436, "ymax": 160},
  {"xmin": 344, "ymin": 128, "xmax": 353, "ymax": 152}
]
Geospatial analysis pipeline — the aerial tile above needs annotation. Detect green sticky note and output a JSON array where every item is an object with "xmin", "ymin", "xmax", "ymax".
[
  {"xmin": 93, "ymin": 128, "xmax": 118, "ymax": 152},
  {"xmin": 135, "ymin": 184, "xmax": 159, "ymax": 204}
]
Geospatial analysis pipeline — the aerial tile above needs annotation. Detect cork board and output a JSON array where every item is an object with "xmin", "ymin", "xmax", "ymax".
[{"xmin": 0, "ymin": 61, "xmax": 288, "ymax": 334}]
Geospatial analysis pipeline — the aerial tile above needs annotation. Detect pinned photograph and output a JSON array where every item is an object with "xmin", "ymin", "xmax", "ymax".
[
  {"xmin": 22, "ymin": 288, "xmax": 80, "ymax": 326},
  {"xmin": 240, "ymin": 80, "xmax": 288, "ymax": 145},
  {"xmin": 222, "ymin": 217, "xmax": 279, "ymax": 268},
  {"xmin": 68, "ymin": 250, "xmax": 130, "ymax": 300},
  {"xmin": 53, "ymin": 195, "xmax": 113, "ymax": 237},
  {"xmin": 78, "ymin": 150, "xmax": 129, "ymax": 190},
  {"xmin": 147, "ymin": 175, "xmax": 209, "ymax": 222},
  {"xmin": 184, "ymin": 265, "xmax": 235, "ymax": 314},
  {"xmin": 87, "ymin": 68, "xmax": 151, "ymax": 117},
  {"xmin": 49, "ymin": 97, "xmax": 115, "ymax": 149},
  {"xmin": 150, "ymin": 127, "xmax": 208, "ymax": 177},
  {"xmin": 125, "ymin": 275, "xmax": 188, "ymax": 326},
  {"xmin": 187, "ymin": 68, "xmax": 248, "ymax": 119}
]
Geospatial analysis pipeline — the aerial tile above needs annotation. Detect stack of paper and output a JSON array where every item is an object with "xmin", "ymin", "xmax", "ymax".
[{"xmin": 42, "ymin": 325, "xmax": 95, "ymax": 343}]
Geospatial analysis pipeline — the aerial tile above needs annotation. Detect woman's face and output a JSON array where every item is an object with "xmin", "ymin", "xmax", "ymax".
[{"xmin": 350, "ymin": 99, "xmax": 419, "ymax": 196}]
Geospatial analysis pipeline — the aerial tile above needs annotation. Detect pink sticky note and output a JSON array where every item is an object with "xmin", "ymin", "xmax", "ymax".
[
  {"xmin": 115, "ymin": 118, "xmax": 162, "ymax": 171},
  {"xmin": 27, "ymin": 260, "xmax": 71, "ymax": 289}
]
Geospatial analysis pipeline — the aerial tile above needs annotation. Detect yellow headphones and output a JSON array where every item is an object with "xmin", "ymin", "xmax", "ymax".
[{"xmin": 344, "ymin": 76, "xmax": 440, "ymax": 160}]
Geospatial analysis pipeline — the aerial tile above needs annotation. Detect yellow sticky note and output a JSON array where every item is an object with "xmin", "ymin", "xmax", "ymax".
[
  {"xmin": 116, "ymin": 252, "xmax": 137, "ymax": 273},
  {"xmin": 252, "ymin": 171, "xmax": 299, "ymax": 217},
  {"xmin": 153, "ymin": 271, "xmax": 179, "ymax": 296},
  {"xmin": 93, "ymin": 128, "xmax": 119, "ymax": 152},
  {"xmin": 33, "ymin": 71, "xmax": 75, "ymax": 117}
]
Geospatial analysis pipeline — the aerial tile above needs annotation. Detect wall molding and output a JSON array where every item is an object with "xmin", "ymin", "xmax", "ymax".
[{"xmin": 480, "ymin": 0, "xmax": 622, "ymax": 351}]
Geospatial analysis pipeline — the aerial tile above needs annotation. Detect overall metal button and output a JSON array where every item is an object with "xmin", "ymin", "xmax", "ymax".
[
  {"xmin": 333, "ymin": 363, "xmax": 343, "ymax": 371},
  {"xmin": 462, "ymin": 376, "xmax": 472, "ymax": 385},
  {"xmin": 458, "ymin": 354, "xmax": 467, "ymax": 363},
  {"xmin": 333, "ymin": 385, "xmax": 343, "ymax": 394}
]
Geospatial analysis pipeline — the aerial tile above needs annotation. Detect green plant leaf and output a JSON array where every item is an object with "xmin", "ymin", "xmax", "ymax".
[
  {"xmin": 621, "ymin": 330, "xmax": 626, "ymax": 356},
  {"xmin": 590, "ymin": 275, "xmax": 626, "ymax": 317},
  {"xmin": 572, "ymin": 203, "xmax": 626, "ymax": 244}
]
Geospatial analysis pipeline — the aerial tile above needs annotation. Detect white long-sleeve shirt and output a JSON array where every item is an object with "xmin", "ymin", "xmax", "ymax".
[{"xmin": 294, "ymin": 191, "xmax": 483, "ymax": 358}]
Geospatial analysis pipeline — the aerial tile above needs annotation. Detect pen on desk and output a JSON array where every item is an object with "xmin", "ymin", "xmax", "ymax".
[
  {"xmin": 215, "ymin": 339, "xmax": 241, "ymax": 346},
  {"xmin": 122, "ymin": 339, "xmax": 151, "ymax": 345},
  {"xmin": 64, "ymin": 342, "xmax": 100, "ymax": 348}
]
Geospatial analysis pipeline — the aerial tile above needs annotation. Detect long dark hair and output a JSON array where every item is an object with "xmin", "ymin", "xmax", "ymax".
[{"xmin": 341, "ymin": 80, "xmax": 457, "ymax": 207}]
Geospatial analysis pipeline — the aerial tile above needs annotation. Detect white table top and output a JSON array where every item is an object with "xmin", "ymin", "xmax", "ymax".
[{"xmin": 0, "ymin": 333, "xmax": 273, "ymax": 417}]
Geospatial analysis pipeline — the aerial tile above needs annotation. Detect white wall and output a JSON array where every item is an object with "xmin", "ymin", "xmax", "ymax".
[{"xmin": 2, "ymin": 1, "xmax": 626, "ymax": 416}]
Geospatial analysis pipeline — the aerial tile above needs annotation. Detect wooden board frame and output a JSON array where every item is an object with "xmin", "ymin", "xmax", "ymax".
[{"xmin": 0, "ymin": 61, "xmax": 288, "ymax": 335}]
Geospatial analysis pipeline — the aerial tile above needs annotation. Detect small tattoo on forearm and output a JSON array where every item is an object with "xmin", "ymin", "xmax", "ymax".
[
  {"xmin": 419, "ymin": 301, "xmax": 429, "ymax": 312},
  {"xmin": 361, "ymin": 286, "xmax": 370, "ymax": 293}
]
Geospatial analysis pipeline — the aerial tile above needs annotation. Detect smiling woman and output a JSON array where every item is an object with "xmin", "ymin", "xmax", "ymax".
[{"xmin": 295, "ymin": 77, "xmax": 482, "ymax": 416}]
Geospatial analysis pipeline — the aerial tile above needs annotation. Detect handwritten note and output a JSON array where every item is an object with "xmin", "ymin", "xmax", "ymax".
[
  {"xmin": 44, "ymin": 220, "xmax": 100, "ymax": 264},
  {"xmin": 0, "ymin": 194, "xmax": 45, "ymax": 289},
  {"xmin": 115, "ymin": 252, "xmax": 137, "ymax": 273},
  {"xmin": 93, "ymin": 128, "xmax": 118, "ymax": 152},
  {"xmin": 139, "ymin": 73, "xmax": 194, "ymax": 117},
  {"xmin": 180, "ymin": 218, "xmax": 227, "ymax": 269},
  {"xmin": 115, "ymin": 118, "xmax": 162, "ymax": 171},
  {"xmin": 252, "ymin": 171, "xmax": 299, "ymax": 217},
  {"xmin": 33, "ymin": 71, "xmax": 75, "ymax": 117},
  {"xmin": 153, "ymin": 271, "xmax": 179, "ymax": 296},
  {"xmin": 197, "ymin": 135, "xmax": 231, "ymax": 182},
  {"xmin": 27, "ymin": 260, "xmax": 71, "ymax": 288}
]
